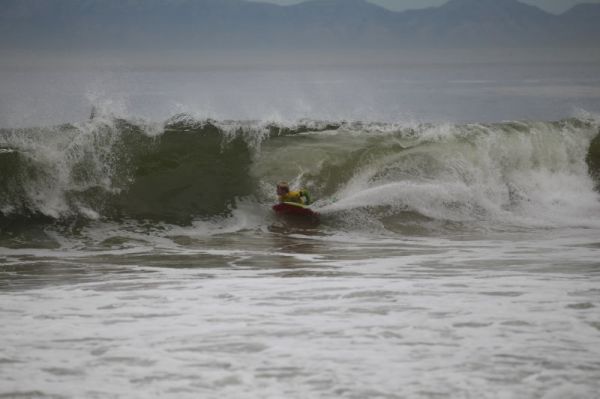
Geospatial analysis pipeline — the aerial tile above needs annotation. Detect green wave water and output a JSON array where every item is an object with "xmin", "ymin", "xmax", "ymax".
[{"xmin": 1, "ymin": 115, "xmax": 599, "ymax": 234}]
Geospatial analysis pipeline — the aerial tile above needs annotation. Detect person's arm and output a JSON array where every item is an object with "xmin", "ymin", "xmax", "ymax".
[{"xmin": 300, "ymin": 189, "xmax": 312, "ymax": 205}]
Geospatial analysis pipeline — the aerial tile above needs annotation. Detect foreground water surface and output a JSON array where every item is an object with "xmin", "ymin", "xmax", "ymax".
[{"xmin": 1, "ymin": 226, "xmax": 600, "ymax": 398}]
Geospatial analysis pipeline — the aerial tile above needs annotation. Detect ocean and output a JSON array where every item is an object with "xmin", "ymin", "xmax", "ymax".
[{"xmin": 1, "ymin": 56, "xmax": 600, "ymax": 398}]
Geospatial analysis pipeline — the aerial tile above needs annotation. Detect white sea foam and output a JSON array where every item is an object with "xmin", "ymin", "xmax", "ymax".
[
  {"xmin": 1, "ymin": 229, "xmax": 599, "ymax": 398},
  {"xmin": 311, "ymin": 119, "xmax": 600, "ymax": 230}
]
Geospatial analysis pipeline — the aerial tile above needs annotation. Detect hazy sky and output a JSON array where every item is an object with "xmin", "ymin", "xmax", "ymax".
[{"xmin": 249, "ymin": 0, "xmax": 600, "ymax": 14}]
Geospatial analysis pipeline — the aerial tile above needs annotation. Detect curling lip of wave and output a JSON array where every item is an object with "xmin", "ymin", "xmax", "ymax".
[{"xmin": 0, "ymin": 115, "xmax": 599, "ymax": 231}]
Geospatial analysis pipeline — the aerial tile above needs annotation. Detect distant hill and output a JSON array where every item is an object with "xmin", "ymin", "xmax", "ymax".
[
  {"xmin": 394, "ymin": 0, "xmax": 559, "ymax": 47},
  {"xmin": 0, "ymin": 0, "xmax": 598, "ymax": 53}
]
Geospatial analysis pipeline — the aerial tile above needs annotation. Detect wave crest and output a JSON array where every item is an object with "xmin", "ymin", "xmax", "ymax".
[{"xmin": 1, "ymin": 115, "xmax": 599, "ymax": 231}]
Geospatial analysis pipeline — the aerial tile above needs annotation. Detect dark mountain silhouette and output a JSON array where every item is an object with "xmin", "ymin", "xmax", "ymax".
[{"xmin": 0, "ymin": 0, "xmax": 598, "ymax": 53}]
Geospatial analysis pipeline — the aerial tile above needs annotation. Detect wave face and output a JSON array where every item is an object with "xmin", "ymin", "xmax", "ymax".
[{"xmin": 1, "ymin": 115, "xmax": 599, "ymax": 233}]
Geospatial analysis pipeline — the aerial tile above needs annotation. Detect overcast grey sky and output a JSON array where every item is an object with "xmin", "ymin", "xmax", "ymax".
[{"xmin": 248, "ymin": 0, "xmax": 600, "ymax": 14}]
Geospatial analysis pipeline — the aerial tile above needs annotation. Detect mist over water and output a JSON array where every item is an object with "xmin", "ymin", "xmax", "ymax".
[{"xmin": 1, "ymin": 51, "xmax": 600, "ymax": 398}]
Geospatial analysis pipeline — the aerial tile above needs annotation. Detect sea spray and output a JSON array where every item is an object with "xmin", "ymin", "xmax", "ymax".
[{"xmin": 1, "ymin": 115, "xmax": 599, "ymax": 232}]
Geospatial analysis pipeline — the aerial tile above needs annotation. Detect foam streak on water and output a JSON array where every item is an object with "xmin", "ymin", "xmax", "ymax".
[{"xmin": 1, "ymin": 230, "xmax": 599, "ymax": 398}]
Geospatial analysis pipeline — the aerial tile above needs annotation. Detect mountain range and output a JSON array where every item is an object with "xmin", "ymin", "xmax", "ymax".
[{"xmin": 0, "ymin": 0, "xmax": 599, "ymax": 53}]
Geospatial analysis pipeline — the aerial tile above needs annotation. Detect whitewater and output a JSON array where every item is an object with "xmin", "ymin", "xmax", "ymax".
[{"xmin": 1, "ymin": 61, "xmax": 600, "ymax": 398}]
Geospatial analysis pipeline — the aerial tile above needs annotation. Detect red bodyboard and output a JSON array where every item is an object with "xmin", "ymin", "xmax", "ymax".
[{"xmin": 272, "ymin": 202, "xmax": 318, "ymax": 218}]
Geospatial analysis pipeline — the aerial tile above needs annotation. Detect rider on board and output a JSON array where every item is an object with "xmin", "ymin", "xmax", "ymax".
[{"xmin": 276, "ymin": 181, "xmax": 312, "ymax": 206}]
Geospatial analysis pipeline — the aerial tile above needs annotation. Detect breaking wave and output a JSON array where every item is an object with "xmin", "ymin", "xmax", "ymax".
[{"xmin": 1, "ymin": 113, "xmax": 599, "ymax": 235}]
